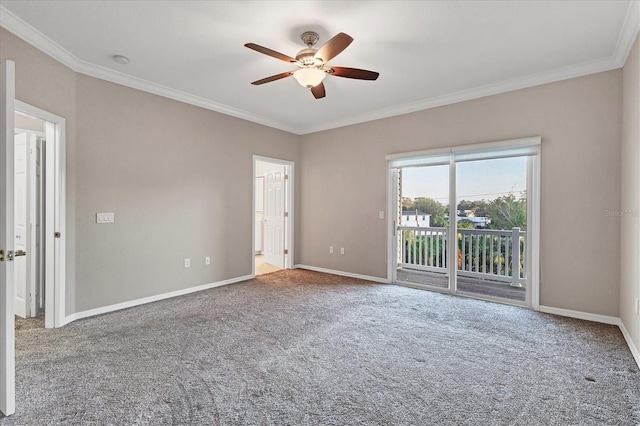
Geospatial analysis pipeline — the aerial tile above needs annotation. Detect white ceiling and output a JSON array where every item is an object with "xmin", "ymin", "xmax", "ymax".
[{"xmin": 1, "ymin": 1, "xmax": 638, "ymax": 134}]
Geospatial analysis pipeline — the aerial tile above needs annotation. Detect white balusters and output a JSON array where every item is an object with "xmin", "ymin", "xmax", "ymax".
[{"xmin": 399, "ymin": 226, "xmax": 526, "ymax": 286}]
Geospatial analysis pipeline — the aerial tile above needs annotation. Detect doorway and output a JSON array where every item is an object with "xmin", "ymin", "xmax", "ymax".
[
  {"xmin": 14, "ymin": 115, "xmax": 46, "ymax": 328},
  {"xmin": 387, "ymin": 138, "xmax": 541, "ymax": 308},
  {"xmin": 253, "ymin": 156, "xmax": 294, "ymax": 276},
  {"xmin": 12, "ymin": 101, "xmax": 66, "ymax": 329}
]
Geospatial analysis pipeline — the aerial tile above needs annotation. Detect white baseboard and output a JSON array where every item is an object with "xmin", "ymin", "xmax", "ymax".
[
  {"xmin": 294, "ymin": 264, "xmax": 390, "ymax": 284},
  {"xmin": 62, "ymin": 274, "xmax": 253, "ymax": 326},
  {"xmin": 618, "ymin": 319, "xmax": 640, "ymax": 369},
  {"xmin": 537, "ymin": 305, "xmax": 620, "ymax": 325}
]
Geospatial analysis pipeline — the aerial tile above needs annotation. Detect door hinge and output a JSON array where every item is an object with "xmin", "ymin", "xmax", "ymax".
[
  {"xmin": 284, "ymin": 174, "xmax": 289, "ymax": 180},
  {"xmin": 0, "ymin": 250, "xmax": 3, "ymax": 261},
  {"xmin": 284, "ymin": 249, "xmax": 288, "ymax": 255},
  {"xmin": 284, "ymin": 212, "xmax": 289, "ymax": 218}
]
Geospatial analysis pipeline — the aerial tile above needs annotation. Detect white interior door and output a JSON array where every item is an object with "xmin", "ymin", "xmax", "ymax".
[
  {"xmin": 1, "ymin": 59, "xmax": 17, "ymax": 416},
  {"xmin": 263, "ymin": 168, "xmax": 285, "ymax": 268},
  {"xmin": 13, "ymin": 133, "xmax": 28, "ymax": 318},
  {"xmin": 254, "ymin": 177, "xmax": 264, "ymax": 253},
  {"xmin": 33, "ymin": 137, "xmax": 44, "ymax": 316}
]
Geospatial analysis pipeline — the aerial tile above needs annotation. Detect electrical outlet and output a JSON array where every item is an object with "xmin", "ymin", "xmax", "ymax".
[
  {"xmin": 205, "ymin": 256, "xmax": 211, "ymax": 265},
  {"xmin": 184, "ymin": 258, "xmax": 191, "ymax": 268},
  {"xmin": 379, "ymin": 211, "xmax": 385, "ymax": 219},
  {"xmin": 329, "ymin": 246, "xmax": 333, "ymax": 254},
  {"xmin": 340, "ymin": 247, "xmax": 345, "ymax": 255}
]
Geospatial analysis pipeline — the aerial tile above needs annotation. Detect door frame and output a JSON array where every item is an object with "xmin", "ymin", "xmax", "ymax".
[
  {"xmin": 386, "ymin": 137, "xmax": 541, "ymax": 309},
  {"xmin": 14, "ymin": 101, "xmax": 66, "ymax": 329},
  {"xmin": 252, "ymin": 155, "xmax": 294, "ymax": 276}
]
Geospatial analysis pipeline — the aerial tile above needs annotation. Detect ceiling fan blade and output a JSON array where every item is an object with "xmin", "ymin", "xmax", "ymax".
[
  {"xmin": 311, "ymin": 82, "xmax": 326, "ymax": 99},
  {"xmin": 251, "ymin": 71, "xmax": 293, "ymax": 85},
  {"xmin": 328, "ymin": 66, "xmax": 379, "ymax": 80},
  {"xmin": 245, "ymin": 43, "xmax": 297, "ymax": 64},
  {"xmin": 314, "ymin": 32, "xmax": 353, "ymax": 63}
]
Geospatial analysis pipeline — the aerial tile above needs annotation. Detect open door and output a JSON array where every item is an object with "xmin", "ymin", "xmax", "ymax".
[
  {"xmin": 1, "ymin": 60, "xmax": 17, "ymax": 416},
  {"xmin": 13, "ymin": 133, "xmax": 28, "ymax": 318},
  {"xmin": 12, "ymin": 130, "xmax": 43, "ymax": 320},
  {"xmin": 263, "ymin": 167, "xmax": 286, "ymax": 268}
]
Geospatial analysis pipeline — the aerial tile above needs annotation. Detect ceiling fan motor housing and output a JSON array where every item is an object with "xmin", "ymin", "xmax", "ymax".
[{"xmin": 296, "ymin": 48, "xmax": 322, "ymax": 66}]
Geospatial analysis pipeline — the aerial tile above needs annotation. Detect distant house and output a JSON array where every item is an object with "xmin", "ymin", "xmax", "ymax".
[
  {"xmin": 401, "ymin": 210, "xmax": 431, "ymax": 227},
  {"xmin": 456, "ymin": 216, "xmax": 491, "ymax": 228},
  {"xmin": 456, "ymin": 209, "xmax": 491, "ymax": 228}
]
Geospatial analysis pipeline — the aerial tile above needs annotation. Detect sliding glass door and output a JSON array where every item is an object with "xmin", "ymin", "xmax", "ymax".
[
  {"xmin": 396, "ymin": 164, "xmax": 450, "ymax": 290},
  {"xmin": 455, "ymin": 157, "xmax": 528, "ymax": 303},
  {"xmin": 388, "ymin": 138, "xmax": 540, "ymax": 307}
]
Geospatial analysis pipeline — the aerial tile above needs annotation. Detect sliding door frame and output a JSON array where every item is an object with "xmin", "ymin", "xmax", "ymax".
[{"xmin": 386, "ymin": 137, "xmax": 541, "ymax": 309}]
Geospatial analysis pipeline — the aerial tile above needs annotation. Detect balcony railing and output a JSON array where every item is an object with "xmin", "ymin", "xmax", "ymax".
[{"xmin": 398, "ymin": 226, "xmax": 526, "ymax": 287}]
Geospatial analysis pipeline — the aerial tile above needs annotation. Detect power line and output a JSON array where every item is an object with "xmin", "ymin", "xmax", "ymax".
[{"xmin": 404, "ymin": 189, "xmax": 526, "ymax": 201}]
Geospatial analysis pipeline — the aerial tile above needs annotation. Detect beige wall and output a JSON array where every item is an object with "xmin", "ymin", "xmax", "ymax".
[
  {"xmin": 75, "ymin": 75, "xmax": 299, "ymax": 311},
  {"xmin": 299, "ymin": 70, "xmax": 623, "ymax": 316},
  {"xmin": 1, "ymin": 28, "xmax": 299, "ymax": 314},
  {"xmin": 621, "ymin": 35, "xmax": 640, "ymax": 351}
]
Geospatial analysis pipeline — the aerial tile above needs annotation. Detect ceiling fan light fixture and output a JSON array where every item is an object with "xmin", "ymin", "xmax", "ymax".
[{"xmin": 293, "ymin": 68, "xmax": 326, "ymax": 88}]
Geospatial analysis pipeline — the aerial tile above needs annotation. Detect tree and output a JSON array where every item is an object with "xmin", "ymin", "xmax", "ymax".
[
  {"xmin": 457, "ymin": 199, "xmax": 489, "ymax": 218},
  {"xmin": 485, "ymin": 192, "xmax": 527, "ymax": 230},
  {"xmin": 457, "ymin": 219, "xmax": 475, "ymax": 229},
  {"xmin": 413, "ymin": 197, "xmax": 448, "ymax": 227},
  {"xmin": 402, "ymin": 197, "xmax": 413, "ymax": 210},
  {"xmin": 457, "ymin": 200, "xmax": 474, "ymax": 216}
]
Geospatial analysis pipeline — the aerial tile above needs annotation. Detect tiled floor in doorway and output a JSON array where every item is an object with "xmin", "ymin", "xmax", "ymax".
[{"xmin": 255, "ymin": 254, "xmax": 282, "ymax": 275}]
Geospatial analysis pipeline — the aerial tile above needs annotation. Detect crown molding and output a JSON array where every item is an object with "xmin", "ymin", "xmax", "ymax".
[
  {"xmin": 0, "ymin": 6, "xmax": 301, "ymax": 134},
  {"xmin": 301, "ymin": 1, "xmax": 640, "ymax": 134},
  {"xmin": 295, "ymin": 1, "xmax": 640, "ymax": 135},
  {"xmin": 299, "ymin": 55, "xmax": 624, "ymax": 134},
  {"xmin": 2, "ymin": 3, "xmax": 638, "ymax": 137},
  {"xmin": 72, "ymin": 60, "xmax": 301, "ymax": 134},
  {"xmin": 0, "ymin": 5, "xmax": 79, "ymax": 68},
  {"xmin": 614, "ymin": 0, "xmax": 640, "ymax": 67}
]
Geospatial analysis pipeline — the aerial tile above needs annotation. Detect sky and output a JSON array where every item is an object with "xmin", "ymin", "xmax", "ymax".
[{"xmin": 401, "ymin": 156, "xmax": 527, "ymax": 204}]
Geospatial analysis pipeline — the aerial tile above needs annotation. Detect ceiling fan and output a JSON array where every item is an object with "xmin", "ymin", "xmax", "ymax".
[{"xmin": 245, "ymin": 31, "xmax": 379, "ymax": 99}]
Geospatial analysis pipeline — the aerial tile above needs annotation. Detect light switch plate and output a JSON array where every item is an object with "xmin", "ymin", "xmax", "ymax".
[
  {"xmin": 96, "ymin": 212, "xmax": 115, "ymax": 223},
  {"xmin": 379, "ymin": 211, "xmax": 385, "ymax": 219}
]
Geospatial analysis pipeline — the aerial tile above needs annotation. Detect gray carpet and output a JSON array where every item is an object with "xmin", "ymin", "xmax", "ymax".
[{"xmin": 1, "ymin": 269, "xmax": 638, "ymax": 425}]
